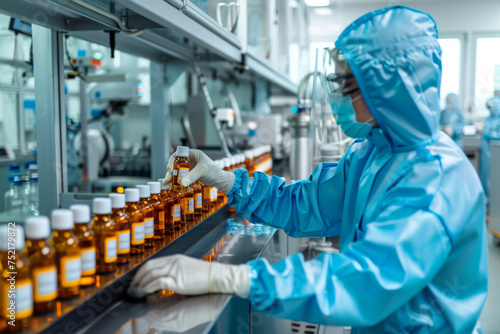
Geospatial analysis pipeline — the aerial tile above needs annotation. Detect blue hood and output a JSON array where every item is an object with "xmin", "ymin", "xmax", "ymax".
[{"xmin": 335, "ymin": 6, "xmax": 442, "ymax": 149}]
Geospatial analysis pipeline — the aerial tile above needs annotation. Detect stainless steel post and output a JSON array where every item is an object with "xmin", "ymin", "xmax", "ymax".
[
  {"xmin": 150, "ymin": 61, "xmax": 170, "ymax": 181},
  {"xmin": 288, "ymin": 114, "xmax": 311, "ymax": 180},
  {"xmin": 33, "ymin": 27, "xmax": 67, "ymax": 214}
]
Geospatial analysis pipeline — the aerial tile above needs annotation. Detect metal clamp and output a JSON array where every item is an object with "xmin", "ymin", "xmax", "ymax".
[{"xmin": 181, "ymin": 0, "xmax": 188, "ymax": 12}]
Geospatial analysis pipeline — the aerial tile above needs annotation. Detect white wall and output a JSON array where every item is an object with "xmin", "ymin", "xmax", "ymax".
[{"xmin": 307, "ymin": 0, "xmax": 500, "ymax": 115}]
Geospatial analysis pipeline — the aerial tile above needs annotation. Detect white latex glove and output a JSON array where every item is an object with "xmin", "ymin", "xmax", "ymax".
[
  {"xmin": 146, "ymin": 294, "xmax": 230, "ymax": 332},
  {"xmin": 129, "ymin": 254, "xmax": 251, "ymax": 298},
  {"xmin": 163, "ymin": 149, "xmax": 235, "ymax": 194}
]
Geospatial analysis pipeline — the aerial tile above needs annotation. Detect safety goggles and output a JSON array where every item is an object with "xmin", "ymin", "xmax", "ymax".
[{"xmin": 325, "ymin": 73, "xmax": 360, "ymax": 97}]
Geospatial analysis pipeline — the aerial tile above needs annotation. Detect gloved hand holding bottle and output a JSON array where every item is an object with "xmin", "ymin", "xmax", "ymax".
[{"xmin": 163, "ymin": 149, "xmax": 235, "ymax": 194}]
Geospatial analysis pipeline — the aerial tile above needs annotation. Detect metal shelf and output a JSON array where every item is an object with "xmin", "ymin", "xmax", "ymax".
[
  {"xmin": 245, "ymin": 51, "xmax": 298, "ymax": 94},
  {"xmin": 114, "ymin": 0, "xmax": 242, "ymax": 63},
  {"xmin": 0, "ymin": 0, "xmax": 298, "ymax": 96}
]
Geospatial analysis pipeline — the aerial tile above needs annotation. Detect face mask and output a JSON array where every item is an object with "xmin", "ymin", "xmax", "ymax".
[{"xmin": 330, "ymin": 93, "xmax": 374, "ymax": 138}]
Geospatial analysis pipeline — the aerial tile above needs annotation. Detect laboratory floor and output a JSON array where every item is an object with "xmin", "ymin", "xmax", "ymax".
[{"xmin": 479, "ymin": 233, "xmax": 500, "ymax": 334}]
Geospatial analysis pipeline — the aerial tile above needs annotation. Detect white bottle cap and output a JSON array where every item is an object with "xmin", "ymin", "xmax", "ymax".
[
  {"xmin": 136, "ymin": 185, "xmax": 151, "ymax": 198},
  {"xmin": 93, "ymin": 198, "xmax": 112, "ymax": 215},
  {"xmin": 109, "ymin": 193, "xmax": 126, "ymax": 209},
  {"xmin": 148, "ymin": 182, "xmax": 161, "ymax": 194},
  {"xmin": 0, "ymin": 225, "xmax": 24, "ymax": 251},
  {"xmin": 230, "ymin": 156, "xmax": 237, "ymax": 166},
  {"xmin": 223, "ymin": 157, "xmax": 231, "ymax": 168},
  {"xmin": 70, "ymin": 204, "xmax": 91, "ymax": 223},
  {"xmin": 176, "ymin": 146, "xmax": 190, "ymax": 158},
  {"xmin": 244, "ymin": 150, "xmax": 254, "ymax": 159},
  {"xmin": 25, "ymin": 216, "xmax": 50, "ymax": 240},
  {"xmin": 158, "ymin": 179, "xmax": 168, "ymax": 190},
  {"xmin": 51, "ymin": 209, "xmax": 74, "ymax": 230},
  {"xmin": 125, "ymin": 188, "xmax": 140, "ymax": 202}
]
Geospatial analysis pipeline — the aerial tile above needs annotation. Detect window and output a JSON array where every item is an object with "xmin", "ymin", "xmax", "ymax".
[
  {"xmin": 438, "ymin": 38, "xmax": 462, "ymax": 110},
  {"xmin": 474, "ymin": 37, "xmax": 500, "ymax": 116}
]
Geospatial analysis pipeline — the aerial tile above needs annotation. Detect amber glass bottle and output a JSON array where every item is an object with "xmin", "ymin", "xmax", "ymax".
[
  {"xmin": 90, "ymin": 198, "xmax": 117, "ymax": 274},
  {"xmin": 25, "ymin": 216, "xmax": 57, "ymax": 314},
  {"xmin": 147, "ymin": 182, "xmax": 166, "ymax": 240},
  {"xmin": 0, "ymin": 225, "xmax": 32, "ymax": 332},
  {"xmin": 166, "ymin": 184, "xmax": 182, "ymax": 230},
  {"xmin": 182, "ymin": 185, "xmax": 195, "ymax": 225},
  {"xmin": 172, "ymin": 147, "xmax": 191, "ymax": 228},
  {"xmin": 160, "ymin": 179, "xmax": 181, "ymax": 234},
  {"xmin": 136, "ymin": 185, "xmax": 155, "ymax": 247},
  {"xmin": 50, "ymin": 209, "xmax": 81, "ymax": 299},
  {"xmin": 124, "ymin": 188, "xmax": 145, "ymax": 255},
  {"xmin": 70, "ymin": 204, "xmax": 96, "ymax": 287},
  {"xmin": 158, "ymin": 179, "xmax": 175, "ymax": 234},
  {"xmin": 192, "ymin": 181, "xmax": 203, "ymax": 222},
  {"xmin": 109, "ymin": 193, "xmax": 131, "ymax": 264}
]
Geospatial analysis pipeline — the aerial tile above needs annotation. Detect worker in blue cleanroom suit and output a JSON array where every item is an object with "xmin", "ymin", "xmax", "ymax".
[
  {"xmin": 131, "ymin": 6, "xmax": 487, "ymax": 333},
  {"xmin": 480, "ymin": 97, "xmax": 500, "ymax": 197},
  {"xmin": 440, "ymin": 93, "xmax": 464, "ymax": 148}
]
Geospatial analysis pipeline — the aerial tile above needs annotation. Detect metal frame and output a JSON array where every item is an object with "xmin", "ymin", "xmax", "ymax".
[
  {"xmin": 32, "ymin": 26, "xmax": 67, "ymax": 215},
  {"xmin": 0, "ymin": 0, "xmax": 299, "ymax": 218}
]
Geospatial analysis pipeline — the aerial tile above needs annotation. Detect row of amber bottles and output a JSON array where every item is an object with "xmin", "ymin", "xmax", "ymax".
[{"xmin": 0, "ymin": 210, "xmax": 89, "ymax": 333}]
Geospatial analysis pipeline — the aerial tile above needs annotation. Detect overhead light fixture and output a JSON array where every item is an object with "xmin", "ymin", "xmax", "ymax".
[
  {"xmin": 313, "ymin": 7, "xmax": 334, "ymax": 15},
  {"xmin": 305, "ymin": 0, "xmax": 330, "ymax": 7}
]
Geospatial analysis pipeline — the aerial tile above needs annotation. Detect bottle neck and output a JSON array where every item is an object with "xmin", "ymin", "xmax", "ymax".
[
  {"xmin": 126, "ymin": 201, "xmax": 139, "ymax": 209},
  {"xmin": 52, "ymin": 229, "xmax": 73, "ymax": 239},
  {"xmin": 140, "ymin": 197, "xmax": 150, "ymax": 204},
  {"xmin": 27, "ymin": 238, "xmax": 49, "ymax": 250},
  {"xmin": 74, "ymin": 222, "xmax": 90, "ymax": 231},
  {"xmin": 112, "ymin": 207, "xmax": 125, "ymax": 213}
]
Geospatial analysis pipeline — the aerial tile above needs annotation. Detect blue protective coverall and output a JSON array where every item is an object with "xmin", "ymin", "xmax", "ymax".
[
  {"xmin": 480, "ymin": 97, "xmax": 500, "ymax": 197},
  {"xmin": 227, "ymin": 6, "xmax": 488, "ymax": 333},
  {"xmin": 440, "ymin": 93, "xmax": 464, "ymax": 148}
]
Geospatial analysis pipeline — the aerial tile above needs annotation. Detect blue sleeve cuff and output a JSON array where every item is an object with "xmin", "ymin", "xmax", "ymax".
[{"xmin": 227, "ymin": 168, "xmax": 248, "ymax": 197}]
